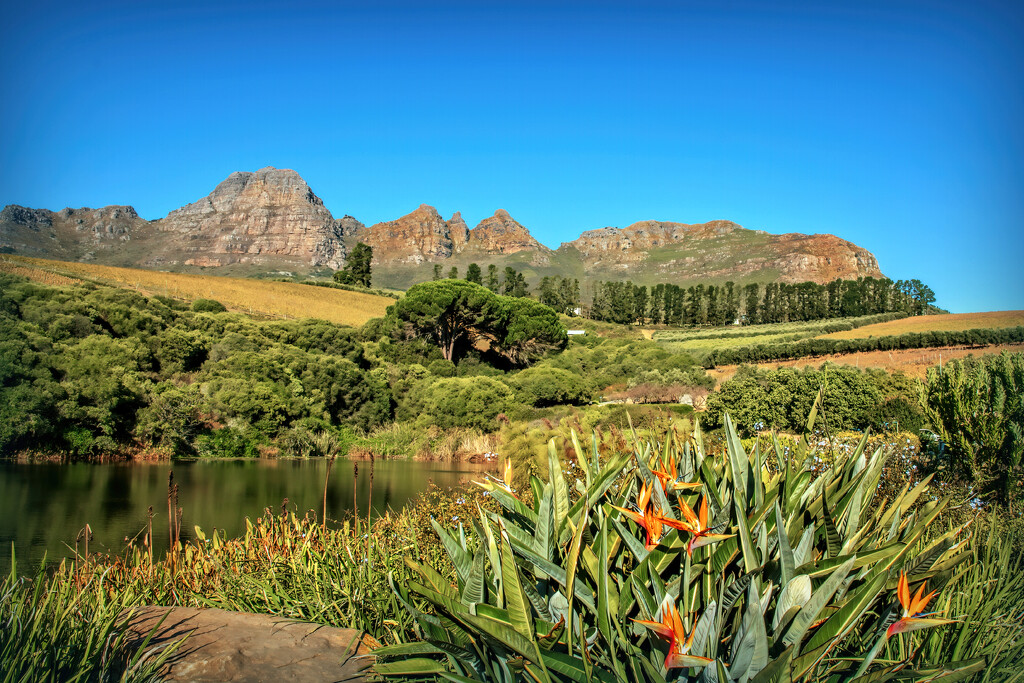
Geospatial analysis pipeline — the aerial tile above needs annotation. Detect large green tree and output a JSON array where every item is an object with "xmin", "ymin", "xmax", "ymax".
[
  {"xmin": 333, "ymin": 242, "xmax": 373, "ymax": 287},
  {"xmin": 387, "ymin": 280, "xmax": 566, "ymax": 365}
]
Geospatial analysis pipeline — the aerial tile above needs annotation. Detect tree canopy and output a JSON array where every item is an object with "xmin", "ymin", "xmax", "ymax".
[
  {"xmin": 386, "ymin": 280, "xmax": 566, "ymax": 365},
  {"xmin": 333, "ymin": 242, "xmax": 373, "ymax": 287}
]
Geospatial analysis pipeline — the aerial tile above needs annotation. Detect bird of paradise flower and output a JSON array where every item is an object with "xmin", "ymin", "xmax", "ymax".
[
  {"xmin": 886, "ymin": 571, "xmax": 953, "ymax": 638},
  {"xmin": 634, "ymin": 594, "xmax": 713, "ymax": 669}
]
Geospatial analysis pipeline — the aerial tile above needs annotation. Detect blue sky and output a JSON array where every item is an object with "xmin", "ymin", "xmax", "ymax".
[{"xmin": 1, "ymin": 0, "xmax": 1021, "ymax": 312}]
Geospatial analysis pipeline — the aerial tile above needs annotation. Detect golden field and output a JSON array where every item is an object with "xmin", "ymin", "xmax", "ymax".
[
  {"xmin": 0, "ymin": 255, "xmax": 394, "ymax": 327},
  {"xmin": 820, "ymin": 310, "xmax": 1024, "ymax": 340},
  {"xmin": 707, "ymin": 342, "xmax": 1024, "ymax": 384}
]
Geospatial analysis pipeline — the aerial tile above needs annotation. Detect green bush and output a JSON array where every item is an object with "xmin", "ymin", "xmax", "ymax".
[
  {"xmin": 869, "ymin": 396, "xmax": 925, "ymax": 434},
  {"xmin": 194, "ymin": 427, "xmax": 260, "ymax": 457},
  {"xmin": 511, "ymin": 366, "xmax": 593, "ymax": 407},
  {"xmin": 405, "ymin": 376, "xmax": 516, "ymax": 432},
  {"xmin": 923, "ymin": 351, "xmax": 1024, "ymax": 510},
  {"xmin": 705, "ymin": 363, "xmax": 894, "ymax": 434},
  {"xmin": 191, "ymin": 298, "xmax": 227, "ymax": 313}
]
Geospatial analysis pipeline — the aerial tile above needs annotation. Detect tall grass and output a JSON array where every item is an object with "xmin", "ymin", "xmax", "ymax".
[
  {"xmin": 908, "ymin": 520, "xmax": 1024, "ymax": 681},
  {"xmin": 0, "ymin": 555, "xmax": 184, "ymax": 682}
]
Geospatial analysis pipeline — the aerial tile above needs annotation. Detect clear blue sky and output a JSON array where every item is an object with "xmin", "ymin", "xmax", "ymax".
[{"xmin": 2, "ymin": 0, "xmax": 1021, "ymax": 312}]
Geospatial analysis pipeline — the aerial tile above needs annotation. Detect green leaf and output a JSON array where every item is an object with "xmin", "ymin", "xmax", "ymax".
[
  {"xmin": 750, "ymin": 646, "xmax": 794, "ymax": 683},
  {"xmin": 731, "ymin": 584, "xmax": 769, "ymax": 682},
  {"xmin": 735, "ymin": 494, "xmax": 759, "ymax": 573},
  {"xmin": 781, "ymin": 556, "xmax": 855, "ymax": 650},
  {"xmin": 461, "ymin": 547, "xmax": 486, "ymax": 606},
  {"xmin": 548, "ymin": 439, "xmax": 570, "ymax": 531},
  {"xmin": 498, "ymin": 520, "xmax": 534, "ymax": 638},
  {"xmin": 693, "ymin": 600, "xmax": 718, "ymax": 659},
  {"xmin": 775, "ymin": 501, "xmax": 795, "ymax": 585},
  {"xmin": 534, "ymin": 484, "xmax": 554, "ymax": 560},
  {"xmin": 803, "ymin": 572, "xmax": 886, "ymax": 652},
  {"xmin": 432, "ymin": 518, "xmax": 473, "ymax": 588},
  {"xmin": 820, "ymin": 486, "xmax": 842, "ymax": 559},
  {"xmin": 772, "ymin": 575, "xmax": 811, "ymax": 631},
  {"xmin": 374, "ymin": 657, "xmax": 447, "ymax": 675}
]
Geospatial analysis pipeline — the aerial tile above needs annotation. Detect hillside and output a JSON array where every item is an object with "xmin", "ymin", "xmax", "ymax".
[
  {"xmin": 0, "ymin": 255, "xmax": 392, "ymax": 327},
  {"xmin": 1, "ymin": 167, "xmax": 884, "ymax": 290}
]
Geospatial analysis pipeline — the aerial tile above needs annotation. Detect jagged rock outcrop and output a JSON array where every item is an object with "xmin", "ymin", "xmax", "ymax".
[
  {"xmin": 467, "ymin": 210, "xmax": 549, "ymax": 255},
  {"xmin": 0, "ymin": 204, "xmax": 150, "ymax": 259},
  {"xmin": 353, "ymin": 204, "xmax": 460, "ymax": 264},
  {"xmin": 157, "ymin": 167, "xmax": 345, "ymax": 268},
  {"xmin": 335, "ymin": 215, "xmax": 365, "ymax": 237},
  {"xmin": 448, "ymin": 212, "xmax": 469, "ymax": 250},
  {"xmin": 561, "ymin": 219, "xmax": 881, "ymax": 284}
]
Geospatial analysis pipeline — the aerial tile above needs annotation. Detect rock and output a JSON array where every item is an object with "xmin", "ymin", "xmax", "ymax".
[
  {"xmin": 123, "ymin": 606, "xmax": 374, "ymax": 683},
  {"xmin": 335, "ymin": 215, "xmax": 365, "ymax": 237},
  {"xmin": 466, "ymin": 209, "xmax": 549, "ymax": 255},
  {"xmin": 159, "ymin": 167, "xmax": 346, "ymax": 269},
  {"xmin": 447, "ymin": 211, "xmax": 469, "ymax": 250},
  {"xmin": 351, "ymin": 204, "xmax": 459, "ymax": 264},
  {"xmin": 561, "ymin": 219, "xmax": 881, "ymax": 284}
]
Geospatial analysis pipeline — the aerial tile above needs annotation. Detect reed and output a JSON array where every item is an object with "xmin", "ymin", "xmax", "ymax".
[{"xmin": 0, "ymin": 553, "xmax": 185, "ymax": 681}]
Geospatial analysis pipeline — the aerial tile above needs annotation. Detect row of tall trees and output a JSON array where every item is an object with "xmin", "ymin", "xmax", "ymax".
[
  {"xmin": 589, "ymin": 276, "xmax": 937, "ymax": 326},
  {"xmin": 434, "ymin": 264, "xmax": 558, "ymax": 301}
]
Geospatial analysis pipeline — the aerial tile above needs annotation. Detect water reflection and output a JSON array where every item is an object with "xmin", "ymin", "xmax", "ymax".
[{"xmin": 0, "ymin": 458, "xmax": 487, "ymax": 572}]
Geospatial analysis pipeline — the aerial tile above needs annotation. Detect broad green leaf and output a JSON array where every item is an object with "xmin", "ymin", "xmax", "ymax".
[
  {"xmin": 461, "ymin": 547, "xmax": 486, "ymax": 606},
  {"xmin": 781, "ymin": 556, "xmax": 855, "ymax": 649},
  {"xmin": 374, "ymin": 658, "xmax": 446, "ymax": 675},
  {"xmin": 498, "ymin": 521, "xmax": 534, "ymax": 638},
  {"xmin": 432, "ymin": 518, "xmax": 473, "ymax": 588},
  {"xmin": 821, "ymin": 486, "xmax": 842, "ymax": 559},
  {"xmin": 804, "ymin": 572, "xmax": 886, "ymax": 652},
  {"xmin": 775, "ymin": 501, "xmax": 795, "ymax": 585},
  {"xmin": 548, "ymin": 439, "xmax": 570, "ymax": 529},
  {"xmin": 772, "ymin": 575, "xmax": 811, "ymax": 631}
]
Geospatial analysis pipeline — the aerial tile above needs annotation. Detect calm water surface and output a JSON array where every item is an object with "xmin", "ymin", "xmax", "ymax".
[{"xmin": 0, "ymin": 458, "xmax": 488, "ymax": 573}]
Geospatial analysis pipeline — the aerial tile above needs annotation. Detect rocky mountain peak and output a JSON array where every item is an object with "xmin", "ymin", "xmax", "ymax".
[
  {"xmin": 1, "ymin": 205, "xmax": 54, "ymax": 227},
  {"xmin": 467, "ymin": 210, "xmax": 547, "ymax": 255},
  {"xmin": 448, "ymin": 212, "xmax": 469, "ymax": 249},
  {"xmin": 158, "ymin": 167, "xmax": 344, "ymax": 269},
  {"xmin": 355, "ymin": 204, "xmax": 458, "ymax": 264}
]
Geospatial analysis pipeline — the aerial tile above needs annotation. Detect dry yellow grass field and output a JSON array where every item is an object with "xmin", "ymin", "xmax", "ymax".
[
  {"xmin": 707, "ymin": 342, "xmax": 1024, "ymax": 384},
  {"xmin": 819, "ymin": 310, "xmax": 1024, "ymax": 340},
  {"xmin": 0, "ymin": 255, "xmax": 394, "ymax": 327}
]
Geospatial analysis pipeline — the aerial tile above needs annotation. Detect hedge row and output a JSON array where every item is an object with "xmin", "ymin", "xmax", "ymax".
[{"xmin": 655, "ymin": 311, "xmax": 907, "ymax": 343}]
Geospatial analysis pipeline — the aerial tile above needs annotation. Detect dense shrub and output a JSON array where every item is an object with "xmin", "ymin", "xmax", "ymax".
[
  {"xmin": 509, "ymin": 366, "xmax": 592, "ymax": 407},
  {"xmin": 704, "ymin": 363, "xmax": 890, "ymax": 434},
  {"xmin": 191, "ymin": 298, "xmax": 227, "ymax": 313},
  {"xmin": 403, "ymin": 376, "xmax": 516, "ymax": 432},
  {"xmin": 923, "ymin": 351, "xmax": 1024, "ymax": 509}
]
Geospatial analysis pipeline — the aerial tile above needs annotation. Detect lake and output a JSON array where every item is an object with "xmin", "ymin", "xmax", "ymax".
[{"xmin": 0, "ymin": 457, "xmax": 489, "ymax": 573}]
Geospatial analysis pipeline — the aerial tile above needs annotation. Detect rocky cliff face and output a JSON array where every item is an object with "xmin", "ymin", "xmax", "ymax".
[
  {"xmin": 0, "ymin": 204, "xmax": 151, "ymax": 260},
  {"xmin": 466, "ymin": 210, "xmax": 550, "ymax": 255},
  {"xmin": 561, "ymin": 219, "xmax": 881, "ymax": 283},
  {"xmin": 351, "ymin": 204, "xmax": 462, "ymax": 265},
  {"xmin": 157, "ymin": 167, "xmax": 345, "ymax": 268},
  {"xmin": 0, "ymin": 167, "xmax": 885, "ymax": 286}
]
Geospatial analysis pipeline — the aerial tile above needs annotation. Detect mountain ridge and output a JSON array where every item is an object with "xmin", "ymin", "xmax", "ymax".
[{"xmin": 0, "ymin": 166, "xmax": 883, "ymax": 288}]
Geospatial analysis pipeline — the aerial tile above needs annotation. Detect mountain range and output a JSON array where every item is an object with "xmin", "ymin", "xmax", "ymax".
[{"xmin": 0, "ymin": 167, "xmax": 883, "ymax": 289}]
